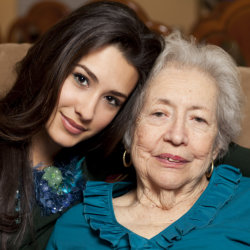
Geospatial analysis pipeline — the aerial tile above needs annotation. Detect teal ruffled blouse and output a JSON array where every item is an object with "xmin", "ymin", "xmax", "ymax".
[{"xmin": 47, "ymin": 165, "xmax": 250, "ymax": 249}]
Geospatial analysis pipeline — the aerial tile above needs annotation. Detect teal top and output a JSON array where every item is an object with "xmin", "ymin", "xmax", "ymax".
[{"xmin": 47, "ymin": 165, "xmax": 250, "ymax": 249}]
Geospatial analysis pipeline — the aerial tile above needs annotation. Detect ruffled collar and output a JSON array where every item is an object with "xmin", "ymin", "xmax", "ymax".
[
  {"xmin": 33, "ymin": 156, "xmax": 86, "ymax": 215},
  {"xmin": 83, "ymin": 164, "xmax": 241, "ymax": 249}
]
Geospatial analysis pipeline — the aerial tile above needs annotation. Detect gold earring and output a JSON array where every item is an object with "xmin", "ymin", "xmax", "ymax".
[
  {"xmin": 123, "ymin": 150, "xmax": 132, "ymax": 167},
  {"xmin": 206, "ymin": 161, "xmax": 214, "ymax": 178}
]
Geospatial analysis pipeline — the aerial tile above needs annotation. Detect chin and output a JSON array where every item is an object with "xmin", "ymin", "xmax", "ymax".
[
  {"xmin": 52, "ymin": 135, "xmax": 81, "ymax": 148},
  {"xmin": 150, "ymin": 174, "xmax": 182, "ymax": 190},
  {"xmin": 57, "ymin": 141, "xmax": 78, "ymax": 148},
  {"xmin": 158, "ymin": 181, "xmax": 180, "ymax": 190}
]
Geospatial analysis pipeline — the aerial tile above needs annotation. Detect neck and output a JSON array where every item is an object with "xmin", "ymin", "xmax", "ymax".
[
  {"xmin": 135, "ymin": 176, "xmax": 209, "ymax": 211},
  {"xmin": 31, "ymin": 129, "xmax": 62, "ymax": 167}
]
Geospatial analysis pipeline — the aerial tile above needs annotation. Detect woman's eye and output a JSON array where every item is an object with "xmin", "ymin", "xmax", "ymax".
[
  {"xmin": 73, "ymin": 73, "xmax": 89, "ymax": 87},
  {"xmin": 105, "ymin": 96, "xmax": 121, "ymax": 107},
  {"xmin": 153, "ymin": 112, "xmax": 165, "ymax": 117},
  {"xmin": 194, "ymin": 117, "xmax": 206, "ymax": 123}
]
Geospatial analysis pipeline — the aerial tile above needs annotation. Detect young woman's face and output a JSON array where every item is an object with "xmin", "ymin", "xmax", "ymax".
[{"xmin": 46, "ymin": 45, "xmax": 138, "ymax": 148}]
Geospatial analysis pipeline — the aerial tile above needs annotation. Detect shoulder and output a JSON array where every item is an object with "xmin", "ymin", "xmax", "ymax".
[
  {"xmin": 47, "ymin": 181, "xmax": 131, "ymax": 249},
  {"xmin": 220, "ymin": 172, "xmax": 250, "ymax": 218},
  {"xmin": 54, "ymin": 203, "xmax": 84, "ymax": 228},
  {"xmin": 237, "ymin": 176, "xmax": 250, "ymax": 196},
  {"xmin": 239, "ymin": 175, "xmax": 250, "ymax": 185},
  {"xmin": 46, "ymin": 203, "xmax": 89, "ymax": 248},
  {"xmin": 211, "ymin": 165, "xmax": 250, "ymax": 210},
  {"xmin": 215, "ymin": 164, "xmax": 250, "ymax": 195},
  {"xmin": 49, "ymin": 181, "xmax": 117, "ymax": 230}
]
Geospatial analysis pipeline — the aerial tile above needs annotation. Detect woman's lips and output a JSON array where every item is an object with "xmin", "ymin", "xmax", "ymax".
[
  {"xmin": 156, "ymin": 153, "xmax": 189, "ymax": 167},
  {"xmin": 61, "ymin": 113, "xmax": 86, "ymax": 135}
]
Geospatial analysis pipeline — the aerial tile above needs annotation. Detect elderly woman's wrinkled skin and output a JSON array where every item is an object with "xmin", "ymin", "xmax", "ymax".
[
  {"xmin": 132, "ymin": 65, "xmax": 219, "ymax": 193},
  {"xmin": 114, "ymin": 65, "xmax": 220, "ymax": 239}
]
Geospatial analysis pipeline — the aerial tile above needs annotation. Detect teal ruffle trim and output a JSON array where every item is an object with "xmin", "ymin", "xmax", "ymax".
[{"xmin": 83, "ymin": 165, "xmax": 241, "ymax": 249}]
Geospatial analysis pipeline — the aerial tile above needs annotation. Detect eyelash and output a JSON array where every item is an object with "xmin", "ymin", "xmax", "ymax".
[
  {"xmin": 152, "ymin": 112, "xmax": 207, "ymax": 124},
  {"xmin": 73, "ymin": 73, "xmax": 89, "ymax": 87},
  {"xmin": 72, "ymin": 72, "xmax": 122, "ymax": 108},
  {"xmin": 153, "ymin": 112, "xmax": 166, "ymax": 117},
  {"xmin": 194, "ymin": 117, "xmax": 207, "ymax": 123},
  {"xmin": 105, "ymin": 96, "xmax": 121, "ymax": 107}
]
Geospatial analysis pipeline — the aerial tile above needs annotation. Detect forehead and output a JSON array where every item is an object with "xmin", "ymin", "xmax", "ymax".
[
  {"xmin": 76, "ymin": 45, "xmax": 138, "ymax": 94},
  {"xmin": 79, "ymin": 45, "xmax": 121, "ymax": 61},
  {"xmin": 139, "ymin": 66, "xmax": 218, "ymax": 116},
  {"xmin": 145, "ymin": 65, "xmax": 218, "ymax": 107}
]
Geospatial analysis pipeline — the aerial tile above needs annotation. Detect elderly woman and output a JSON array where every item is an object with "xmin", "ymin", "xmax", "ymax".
[{"xmin": 47, "ymin": 32, "xmax": 250, "ymax": 249}]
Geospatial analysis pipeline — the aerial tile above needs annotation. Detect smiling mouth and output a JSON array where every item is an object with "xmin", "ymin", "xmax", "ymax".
[
  {"xmin": 159, "ymin": 156, "xmax": 183, "ymax": 163},
  {"xmin": 61, "ymin": 113, "xmax": 87, "ymax": 135},
  {"xmin": 157, "ymin": 154, "xmax": 189, "ymax": 165},
  {"xmin": 163, "ymin": 157, "xmax": 182, "ymax": 163}
]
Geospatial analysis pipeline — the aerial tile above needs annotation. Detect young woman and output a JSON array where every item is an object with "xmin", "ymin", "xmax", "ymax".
[{"xmin": 0, "ymin": 1, "xmax": 163, "ymax": 249}]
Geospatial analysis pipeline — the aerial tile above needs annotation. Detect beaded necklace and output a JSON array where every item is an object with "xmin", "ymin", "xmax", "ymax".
[
  {"xmin": 14, "ymin": 155, "xmax": 86, "ymax": 224},
  {"xmin": 33, "ymin": 156, "xmax": 86, "ymax": 215}
]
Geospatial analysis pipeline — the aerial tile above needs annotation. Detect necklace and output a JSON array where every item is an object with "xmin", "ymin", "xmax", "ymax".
[
  {"xmin": 42, "ymin": 166, "xmax": 63, "ymax": 192},
  {"xmin": 33, "ymin": 156, "xmax": 86, "ymax": 215}
]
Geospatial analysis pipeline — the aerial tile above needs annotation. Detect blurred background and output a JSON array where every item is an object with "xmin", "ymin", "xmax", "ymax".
[{"xmin": 0, "ymin": 0, "xmax": 249, "ymax": 66}]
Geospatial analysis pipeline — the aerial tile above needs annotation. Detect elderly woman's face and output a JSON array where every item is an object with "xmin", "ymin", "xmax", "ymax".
[{"xmin": 131, "ymin": 65, "xmax": 219, "ymax": 190}]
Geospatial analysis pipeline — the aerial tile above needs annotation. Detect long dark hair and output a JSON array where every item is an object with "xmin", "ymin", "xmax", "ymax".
[{"xmin": 0, "ymin": 1, "xmax": 163, "ymax": 247}]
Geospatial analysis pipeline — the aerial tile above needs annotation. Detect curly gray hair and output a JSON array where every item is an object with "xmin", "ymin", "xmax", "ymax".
[{"xmin": 123, "ymin": 31, "xmax": 243, "ymax": 158}]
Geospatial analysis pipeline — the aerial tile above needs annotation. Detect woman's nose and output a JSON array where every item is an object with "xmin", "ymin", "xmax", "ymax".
[
  {"xmin": 74, "ymin": 96, "xmax": 97, "ymax": 122},
  {"xmin": 163, "ymin": 117, "xmax": 188, "ymax": 146}
]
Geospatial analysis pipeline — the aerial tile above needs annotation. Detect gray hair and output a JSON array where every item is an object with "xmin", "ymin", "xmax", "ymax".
[{"xmin": 123, "ymin": 31, "xmax": 243, "ymax": 158}]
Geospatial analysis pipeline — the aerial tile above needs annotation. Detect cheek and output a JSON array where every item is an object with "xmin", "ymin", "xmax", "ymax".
[
  {"xmin": 132, "ymin": 123, "xmax": 154, "ymax": 153},
  {"xmin": 92, "ymin": 109, "xmax": 118, "ymax": 132},
  {"xmin": 97, "ymin": 115, "xmax": 114, "ymax": 128},
  {"xmin": 45, "ymin": 89, "xmax": 68, "ymax": 129},
  {"xmin": 57, "ymin": 84, "xmax": 73, "ymax": 107},
  {"xmin": 191, "ymin": 130, "xmax": 217, "ymax": 161},
  {"xmin": 135, "ymin": 117, "xmax": 164, "ymax": 145},
  {"xmin": 45, "ymin": 101, "xmax": 60, "ymax": 131},
  {"xmin": 131, "ymin": 123, "xmax": 157, "ymax": 171}
]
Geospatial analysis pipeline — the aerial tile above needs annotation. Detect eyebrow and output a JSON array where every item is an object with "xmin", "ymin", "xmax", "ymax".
[
  {"xmin": 109, "ymin": 90, "xmax": 128, "ymax": 99},
  {"xmin": 157, "ymin": 98, "xmax": 209, "ymax": 111},
  {"xmin": 157, "ymin": 98, "xmax": 171, "ymax": 105},
  {"xmin": 76, "ymin": 64, "xmax": 98, "ymax": 83}
]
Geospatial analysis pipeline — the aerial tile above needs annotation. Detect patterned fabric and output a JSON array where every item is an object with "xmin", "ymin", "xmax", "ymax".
[{"xmin": 33, "ymin": 156, "xmax": 86, "ymax": 215}]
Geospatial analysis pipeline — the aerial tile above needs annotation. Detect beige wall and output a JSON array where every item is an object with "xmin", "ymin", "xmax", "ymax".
[
  {"xmin": 0, "ymin": 0, "xmax": 200, "ymax": 42},
  {"xmin": 133, "ymin": 0, "xmax": 200, "ymax": 34},
  {"xmin": 0, "ymin": 0, "xmax": 17, "ymax": 42}
]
